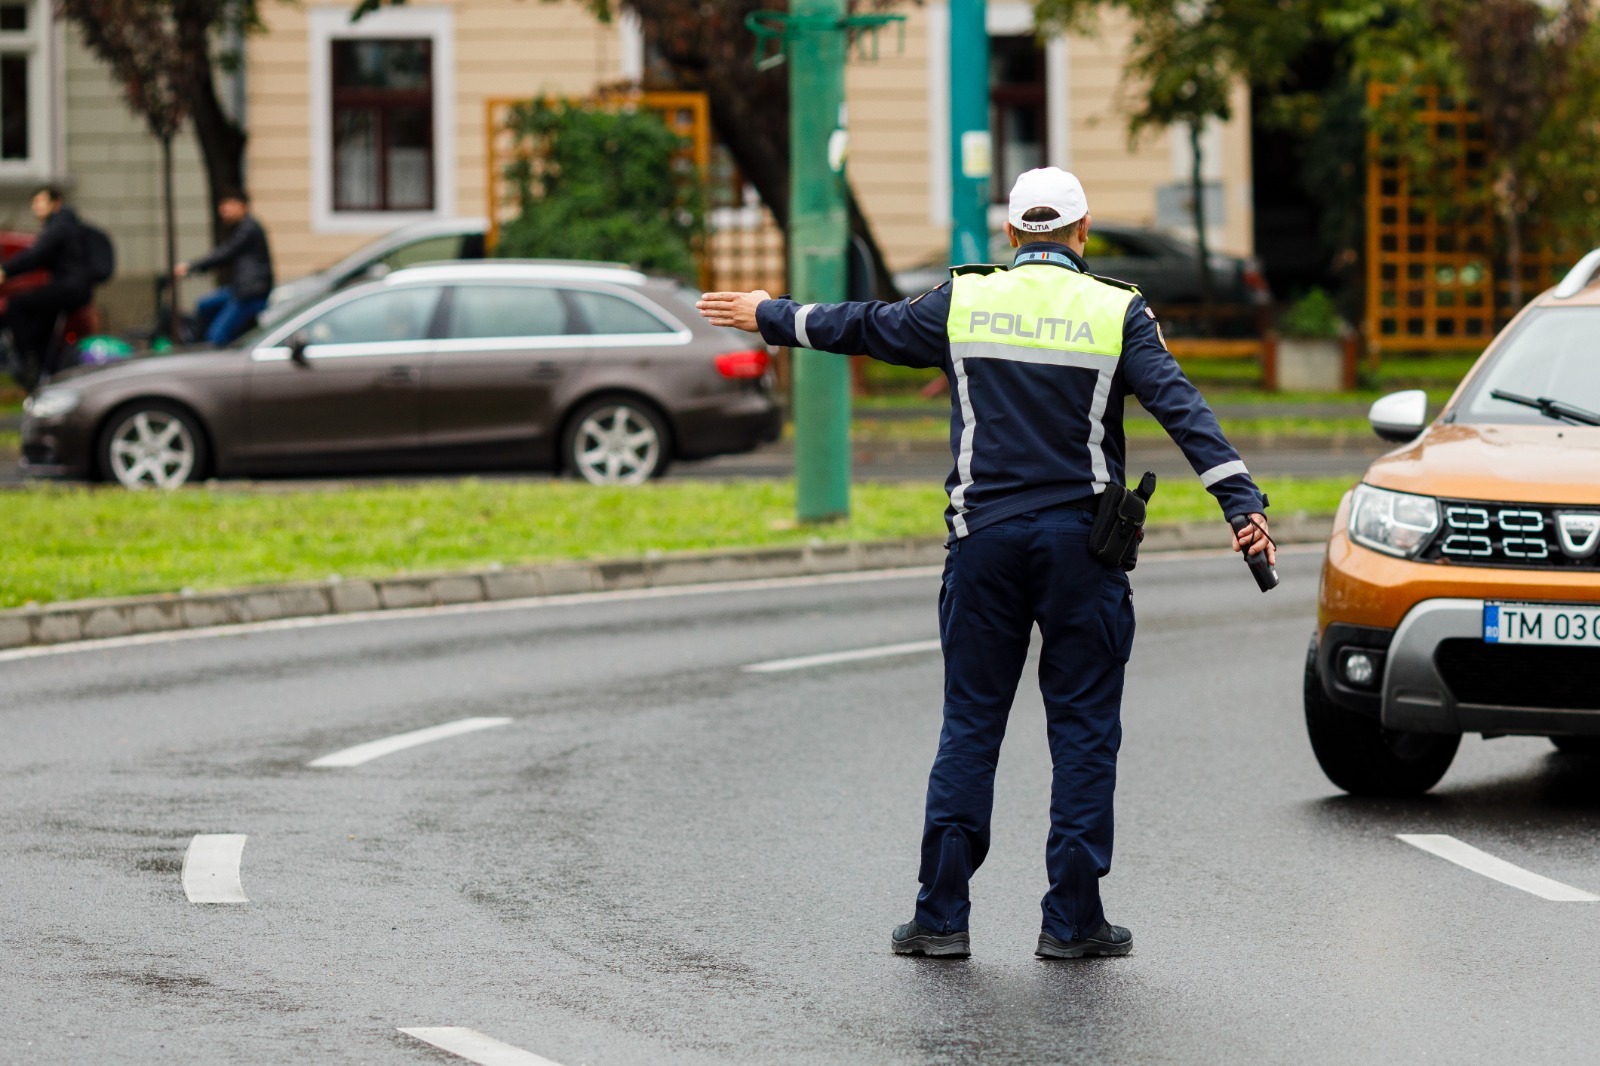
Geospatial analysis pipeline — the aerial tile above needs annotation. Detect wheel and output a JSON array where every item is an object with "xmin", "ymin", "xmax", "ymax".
[
  {"xmin": 1551, "ymin": 736, "xmax": 1600, "ymax": 756},
  {"xmin": 1303, "ymin": 633, "xmax": 1459, "ymax": 797},
  {"xmin": 562, "ymin": 396, "xmax": 670, "ymax": 485},
  {"xmin": 99, "ymin": 401, "xmax": 207, "ymax": 489}
]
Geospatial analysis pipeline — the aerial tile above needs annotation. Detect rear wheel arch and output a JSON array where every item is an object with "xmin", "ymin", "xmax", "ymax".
[{"xmin": 555, "ymin": 388, "xmax": 677, "ymax": 473}]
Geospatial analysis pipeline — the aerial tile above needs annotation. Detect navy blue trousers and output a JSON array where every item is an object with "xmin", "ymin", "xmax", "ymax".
[{"xmin": 915, "ymin": 505, "xmax": 1136, "ymax": 942}]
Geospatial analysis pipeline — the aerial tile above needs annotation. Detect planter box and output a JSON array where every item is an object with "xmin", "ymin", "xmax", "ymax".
[{"xmin": 1277, "ymin": 337, "xmax": 1346, "ymax": 391}]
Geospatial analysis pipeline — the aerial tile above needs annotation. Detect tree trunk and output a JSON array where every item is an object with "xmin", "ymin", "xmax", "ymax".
[
  {"xmin": 1502, "ymin": 166, "xmax": 1524, "ymax": 313},
  {"xmin": 1189, "ymin": 119, "xmax": 1215, "ymax": 331},
  {"xmin": 160, "ymin": 133, "xmax": 179, "ymax": 340},
  {"xmin": 173, "ymin": 7, "xmax": 248, "ymax": 247}
]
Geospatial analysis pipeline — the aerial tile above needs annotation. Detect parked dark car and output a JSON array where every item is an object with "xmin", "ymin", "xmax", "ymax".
[
  {"xmin": 258, "ymin": 217, "xmax": 488, "ymax": 327},
  {"xmin": 892, "ymin": 220, "xmax": 1271, "ymax": 310},
  {"xmin": 21, "ymin": 261, "xmax": 780, "ymax": 488}
]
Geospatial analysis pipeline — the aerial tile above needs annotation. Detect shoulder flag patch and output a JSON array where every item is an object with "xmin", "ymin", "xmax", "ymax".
[{"xmin": 1144, "ymin": 306, "xmax": 1157, "ymax": 319}]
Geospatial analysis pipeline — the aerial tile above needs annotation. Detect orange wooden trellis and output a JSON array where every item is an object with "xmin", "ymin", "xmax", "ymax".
[
  {"xmin": 1365, "ymin": 85, "xmax": 1574, "ymax": 354},
  {"xmin": 484, "ymin": 91, "xmax": 786, "ymax": 294}
]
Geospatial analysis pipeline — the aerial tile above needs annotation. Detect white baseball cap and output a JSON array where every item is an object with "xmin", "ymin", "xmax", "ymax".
[{"xmin": 1007, "ymin": 167, "xmax": 1089, "ymax": 233}]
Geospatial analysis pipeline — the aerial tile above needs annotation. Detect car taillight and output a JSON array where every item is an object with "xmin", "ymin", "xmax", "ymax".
[{"xmin": 714, "ymin": 348, "xmax": 770, "ymax": 379}]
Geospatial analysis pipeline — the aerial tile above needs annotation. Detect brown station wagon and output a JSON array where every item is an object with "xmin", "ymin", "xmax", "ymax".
[{"xmin": 20, "ymin": 261, "xmax": 782, "ymax": 488}]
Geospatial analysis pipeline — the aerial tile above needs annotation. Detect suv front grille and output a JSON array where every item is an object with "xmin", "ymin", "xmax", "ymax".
[
  {"xmin": 1434, "ymin": 640, "xmax": 1600, "ymax": 710},
  {"xmin": 1417, "ymin": 499, "xmax": 1600, "ymax": 570}
]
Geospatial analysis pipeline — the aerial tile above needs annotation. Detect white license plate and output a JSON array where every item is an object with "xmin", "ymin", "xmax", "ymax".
[{"xmin": 1484, "ymin": 602, "xmax": 1600, "ymax": 646}]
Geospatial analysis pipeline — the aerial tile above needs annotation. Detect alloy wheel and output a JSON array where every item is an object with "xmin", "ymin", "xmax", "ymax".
[
  {"xmin": 108, "ymin": 410, "xmax": 197, "ymax": 489},
  {"xmin": 573, "ymin": 404, "xmax": 661, "ymax": 485}
]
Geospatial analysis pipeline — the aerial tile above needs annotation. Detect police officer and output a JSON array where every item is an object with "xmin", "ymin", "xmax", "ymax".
[{"xmin": 697, "ymin": 168, "xmax": 1274, "ymax": 960}]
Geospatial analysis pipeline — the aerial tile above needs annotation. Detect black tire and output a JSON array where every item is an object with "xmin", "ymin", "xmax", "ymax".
[
  {"xmin": 1551, "ymin": 736, "xmax": 1600, "ymax": 756},
  {"xmin": 98, "ymin": 400, "xmax": 209, "ymax": 490},
  {"xmin": 561, "ymin": 395, "xmax": 671, "ymax": 485},
  {"xmin": 1304, "ymin": 633, "xmax": 1459, "ymax": 797}
]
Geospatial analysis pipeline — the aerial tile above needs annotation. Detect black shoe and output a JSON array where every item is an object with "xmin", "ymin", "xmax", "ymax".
[
  {"xmin": 891, "ymin": 920, "xmax": 971, "ymax": 958},
  {"xmin": 1035, "ymin": 922, "xmax": 1133, "ymax": 959}
]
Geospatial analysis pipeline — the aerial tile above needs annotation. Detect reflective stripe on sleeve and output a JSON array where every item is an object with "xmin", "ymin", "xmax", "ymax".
[
  {"xmin": 1086, "ymin": 369, "xmax": 1114, "ymax": 492},
  {"xmin": 1200, "ymin": 459, "xmax": 1250, "ymax": 487},
  {"xmin": 948, "ymin": 356, "xmax": 977, "ymax": 536},
  {"xmin": 793, "ymin": 304, "xmax": 816, "ymax": 349}
]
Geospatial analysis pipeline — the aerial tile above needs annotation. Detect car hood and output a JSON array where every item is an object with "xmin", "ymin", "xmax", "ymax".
[
  {"xmin": 1365, "ymin": 421, "xmax": 1600, "ymax": 505},
  {"xmin": 51, "ymin": 348, "xmax": 245, "ymax": 388}
]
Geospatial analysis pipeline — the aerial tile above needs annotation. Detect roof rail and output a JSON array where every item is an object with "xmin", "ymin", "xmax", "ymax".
[{"xmin": 1552, "ymin": 247, "xmax": 1600, "ymax": 298}]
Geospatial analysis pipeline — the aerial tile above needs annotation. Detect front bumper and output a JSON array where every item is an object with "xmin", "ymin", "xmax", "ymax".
[
  {"xmin": 18, "ymin": 414, "xmax": 92, "ymax": 479},
  {"xmin": 1372, "ymin": 598, "xmax": 1600, "ymax": 737}
]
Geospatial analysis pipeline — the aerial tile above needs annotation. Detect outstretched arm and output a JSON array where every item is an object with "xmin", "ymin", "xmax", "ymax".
[
  {"xmin": 699, "ymin": 285, "xmax": 952, "ymax": 370},
  {"xmin": 1119, "ymin": 299, "xmax": 1275, "ymax": 563}
]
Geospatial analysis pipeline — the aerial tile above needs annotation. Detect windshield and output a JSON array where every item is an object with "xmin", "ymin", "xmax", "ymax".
[{"xmin": 1454, "ymin": 308, "xmax": 1600, "ymax": 424}]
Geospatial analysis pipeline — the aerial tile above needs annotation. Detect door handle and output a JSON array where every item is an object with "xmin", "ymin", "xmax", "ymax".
[
  {"xmin": 382, "ymin": 365, "xmax": 420, "ymax": 385},
  {"xmin": 530, "ymin": 361, "xmax": 562, "ymax": 380}
]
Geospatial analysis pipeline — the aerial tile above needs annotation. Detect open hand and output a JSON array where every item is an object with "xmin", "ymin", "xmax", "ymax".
[
  {"xmin": 696, "ymin": 290, "xmax": 771, "ymax": 332},
  {"xmin": 173, "ymin": 262, "xmax": 190, "ymax": 279},
  {"xmin": 1232, "ymin": 513, "xmax": 1276, "ymax": 565}
]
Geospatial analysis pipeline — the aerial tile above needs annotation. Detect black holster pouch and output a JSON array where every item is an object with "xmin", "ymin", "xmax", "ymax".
[{"xmin": 1089, "ymin": 471, "xmax": 1158, "ymax": 571}]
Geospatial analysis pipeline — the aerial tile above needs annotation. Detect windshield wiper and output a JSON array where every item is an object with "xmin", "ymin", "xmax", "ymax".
[{"xmin": 1490, "ymin": 389, "xmax": 1600, "ymax": 427}]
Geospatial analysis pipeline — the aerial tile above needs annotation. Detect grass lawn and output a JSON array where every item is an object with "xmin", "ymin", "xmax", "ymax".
[{"xmin": 1, "ymin": 476, "xmax": 1352, "ymax": 608}]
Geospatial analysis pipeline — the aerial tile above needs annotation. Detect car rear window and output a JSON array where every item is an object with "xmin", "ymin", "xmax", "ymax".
[
  {"xmin": 1456, "ymin": 308, "xmax": 1600, "ymax": 423},
  {"xmin": 446, "ymin": 285, "xmax": 571, "ymax": 339},
  {"xmin": 570, "ymin": 290, "xmax": 675, "ymax": 334}
]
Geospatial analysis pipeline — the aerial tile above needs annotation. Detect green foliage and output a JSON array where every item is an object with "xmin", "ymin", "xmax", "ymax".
[
  {"xmin": 0, "ymin": 477, "xmax": 1352, "ymax": 608},
  {"xmin": 1281, "ymin": 288, "xmax": 1346, "ymax": 339},
  {"xmin": 494, "ymin": 97, "xmax": 704, "ymax": 280}
]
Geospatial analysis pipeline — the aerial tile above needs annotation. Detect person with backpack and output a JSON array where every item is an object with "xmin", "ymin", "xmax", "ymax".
[
  {"xmin": 174, "ymin": 189, "xmax": 274, "ymax": 346},
  {"xmin": 0, "ymin": 184, "xmax": 104, "ymax": 389}
]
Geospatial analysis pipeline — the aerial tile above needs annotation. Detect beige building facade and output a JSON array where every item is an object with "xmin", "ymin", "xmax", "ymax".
[
  {"xmin": 19, "ymin": 0, "xmax": 1251, "ymax": 313},
  {"xmin": 2, "ymin": 1, "xmax": 212, "ymax": 329}
]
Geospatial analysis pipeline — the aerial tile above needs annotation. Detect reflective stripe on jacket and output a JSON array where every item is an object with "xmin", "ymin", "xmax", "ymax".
[{"xmin": 754, "ymin": 242, "xmax": 1268, "ymax": 540}]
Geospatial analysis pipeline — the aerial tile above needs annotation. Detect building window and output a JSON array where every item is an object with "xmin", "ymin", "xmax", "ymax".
[
  {"xmin": 309, "ymin": 6, "xmax": 453, "ymax": 233},
  {"xmin": 331, "ymin": 38, "xmax": 434, "ymax": 212},
  {"xmin": 989, "ymin": 35, "xmax": 1047, "ymax": 203},
  {"xmin": 0, "ymin": 0, "xmax": 47, "ymax": 171}
]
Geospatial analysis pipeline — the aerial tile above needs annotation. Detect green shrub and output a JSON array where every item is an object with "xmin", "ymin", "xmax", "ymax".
[
  {"xmin": 1280, "ymin": 288, "xmax": 1345, "ymax": 339},
  {"xmin": 496, "ymin": 98, "xmax": 704, "ymax": 280}
]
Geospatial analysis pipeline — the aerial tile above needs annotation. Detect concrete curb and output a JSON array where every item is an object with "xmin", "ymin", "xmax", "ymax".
[{"xmin": 0, "ymin": 515, "xmax": 1333, "ymax": 651}]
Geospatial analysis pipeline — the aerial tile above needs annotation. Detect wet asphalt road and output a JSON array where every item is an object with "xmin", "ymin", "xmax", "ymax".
[{"xmin": 4, "ymin": 550, "xmax": 1600, "ymax": 1064}]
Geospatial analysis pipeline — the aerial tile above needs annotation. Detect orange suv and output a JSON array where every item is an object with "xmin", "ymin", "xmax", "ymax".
[{"xmin": 1309, "ymin": 255, "xmax": 1600, "ymax": 795}]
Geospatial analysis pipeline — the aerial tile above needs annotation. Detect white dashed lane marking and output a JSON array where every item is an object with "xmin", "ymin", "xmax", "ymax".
[
  {"xmin": 1397, "ymin": 834, "xmax": 1600, "ymax": 902},
  {"xmin": 309, "ymin": 717, "xmax": 513, "ymax": 768},
  {"xmin": 744, "ymin": 639, "xmax": 942, "ymax": 673},
  {"xmin": 181, "ymin": 834, "xmax": 249, "ymax": 904},
  {"xmin": 398, "ymin": 1027, "xmax": 566, "ymax": 1066}
]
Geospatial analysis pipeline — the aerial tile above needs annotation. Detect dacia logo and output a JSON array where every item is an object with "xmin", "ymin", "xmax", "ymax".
[
  {"xmin": 1557, "ymin": 513, "xmax": 1600, "ymax": 558},
  {"xmin": 969, "ymin": 311, "xmax": 1096, "ymax": 345}
]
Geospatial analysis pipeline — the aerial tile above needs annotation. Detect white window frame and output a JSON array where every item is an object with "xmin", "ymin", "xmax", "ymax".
[
  {"xmin": 0, "ymin": 0, "xmax": 58, "ymax": 181},
  {"xmin": 308, "ymin": 5, "xmax": 455, "ymax": 234}
]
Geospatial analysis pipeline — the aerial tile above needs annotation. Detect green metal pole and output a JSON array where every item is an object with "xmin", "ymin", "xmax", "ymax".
[
  {"xmin": 949, "ymin": 0, "xmax": 990, "ymax": 266},
  {"xmin": 790, "ymin": 0, "xmax": 852, "ymax": 523}
]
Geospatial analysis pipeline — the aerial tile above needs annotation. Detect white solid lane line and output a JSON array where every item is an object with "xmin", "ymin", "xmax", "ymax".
[
  {"xmin": 1397, "ymin": 834, "xmax": 1600, "ymax": 902},
  {"xmin": 398, "ymin": 1027, "xmax": 565, "ymax": 1066},
  {"xmin": 182, "ymin": 834, "xmax": 249, "ymax": 904},
  {"xmin": 745, "ymin": 638, "xmax": 942, "ymax": 673},
  {"xmin": 309, "ymin": 716, "xmax": 513, "ymax": 768}
]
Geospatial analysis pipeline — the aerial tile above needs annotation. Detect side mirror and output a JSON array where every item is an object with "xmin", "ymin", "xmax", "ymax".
[
  {"xmin": 362, "ymin": 262, "xmax": 392, "ymax": 281},
  {"xmin": 288, "ymin": 330, "xmax": 311, "ymax": 365},
  {"xmin": 1369, "ymin": 389, "xmax": 1428, "ymax": 442}
]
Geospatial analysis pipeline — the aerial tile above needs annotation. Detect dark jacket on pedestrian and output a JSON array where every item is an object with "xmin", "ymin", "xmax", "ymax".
[
  {"xmin": 1, "ymin": 206, "xmax": 92, "ymax": 294},
  {"xmin": 190, "ymin": 215, "xmax": 275, "ymax": 300}
]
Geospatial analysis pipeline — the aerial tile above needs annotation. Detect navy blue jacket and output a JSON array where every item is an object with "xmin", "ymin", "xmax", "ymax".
[{"xmin": 756, "ymin": 243, "xmax": 1268, "ymax": 540}]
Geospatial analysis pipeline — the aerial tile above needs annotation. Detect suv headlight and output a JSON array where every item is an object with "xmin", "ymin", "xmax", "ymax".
[
  {"xmin": 1349, "ymin": 484, "xmax": 1439, "ymax": 558},
  {"xmin": 22, "ymin": 389, "xmax": 81, "ymax": 419}
]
